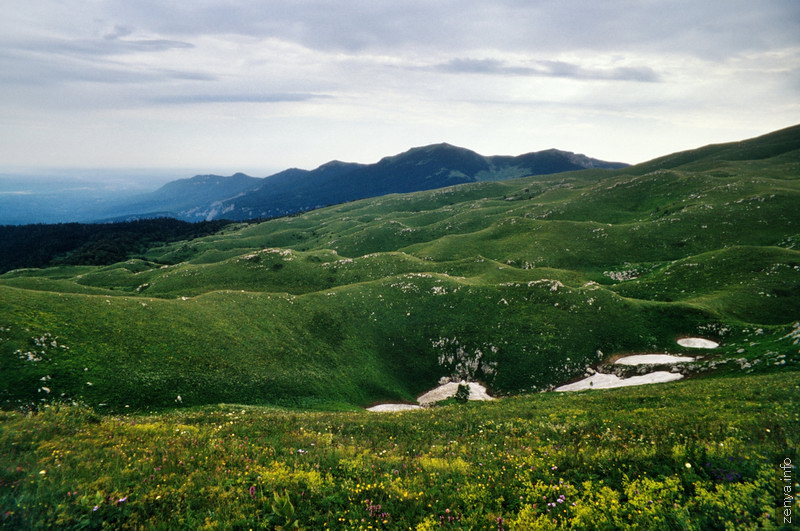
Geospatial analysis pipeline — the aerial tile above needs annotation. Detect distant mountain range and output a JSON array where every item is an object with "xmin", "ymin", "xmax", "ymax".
[
  {"xmin": 100, "ymin": 144, "xmax": 627, "ymax": 222},
  {"xmin": 93, "ymin": 172, "xmax": 263, "ymax": 223}
]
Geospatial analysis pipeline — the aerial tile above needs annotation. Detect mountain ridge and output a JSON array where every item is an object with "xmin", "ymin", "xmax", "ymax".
[
  {"xmin": 103, "ymin": 144, "xmax": 627, "ymax": 222},
  {"xmin": 98, "ymin": 172, "xmax": 263, "ymax": 222}
]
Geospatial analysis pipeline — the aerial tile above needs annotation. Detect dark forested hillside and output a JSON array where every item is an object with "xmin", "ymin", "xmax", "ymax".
[{"xmin": 0, "ymin": 218, "xmax": 236, "ymax": 273}]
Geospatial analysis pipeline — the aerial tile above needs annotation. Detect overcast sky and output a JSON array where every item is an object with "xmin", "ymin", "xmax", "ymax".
[{"xmin": 2, "ymin": 0, "xmax": 799, "ymax": 178}]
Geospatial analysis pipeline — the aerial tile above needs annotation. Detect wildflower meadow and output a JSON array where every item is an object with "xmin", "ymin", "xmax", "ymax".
[{"xmin": 1, "ymin": 371, "xmax": 797, "ymax": 529}]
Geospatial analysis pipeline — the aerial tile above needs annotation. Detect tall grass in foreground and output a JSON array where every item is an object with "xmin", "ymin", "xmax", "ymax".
[{"xmin": 1, "ymin": 371, "xmax": 797, "ymax": 529}]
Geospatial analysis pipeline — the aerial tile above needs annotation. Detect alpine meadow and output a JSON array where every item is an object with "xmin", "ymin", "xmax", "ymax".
[{"xmin": 1, "ymin": 125, "xmax": 799, "ymax": 529}]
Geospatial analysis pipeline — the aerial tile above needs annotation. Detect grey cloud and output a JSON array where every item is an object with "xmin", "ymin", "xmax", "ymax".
[
  {"xmin": 0, "ymin": 48, "xmax": 214, "ymax": 86},
  {"xmin": 150, "ymin": 93, "xmax": 331, "ymax": 104},
  {"xmin": 158, "ymin": 70, "xmax": 216, "ymax": 82},
  {"xmin": 537, "ymin": 61, "xmax": 661, "ymax": 83},
  {"xmin": 0, "ymin": 22, "xmax": 203, "ymax": 87},
  {"xmin": 103, "ymin": 0, "xmax": 800, "ymax": 60},
  {"xmin": 7, "ymin": 1, "xmax": 797, "ymax": 71},
  {"xmin": 103, "ymin": 25, "xmax": 134, "ymax": 40},
  {"xmin": 437, "ymin": 59, "xmax": 510, "ymax": 74},
  {"xmin": 17, "ymin": 36, "xmax": 194, "ymax": 58},
  {"xmin": 117, "ymin": 39, "xmax": 194, "ymax": 52},
  {"xmin": 104, "ymin": 0, "xmax": 452, "ymax": 52},
  {"xmin": 434, "ymin": 58, "xmax": 661, "ymax": 82}
]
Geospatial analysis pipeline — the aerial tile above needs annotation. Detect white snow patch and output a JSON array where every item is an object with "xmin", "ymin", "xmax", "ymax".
[
  {"xmin": 555, "ymin": 371, "xmax": 684, "ymax": 392},
  {"xmin": 417, "ymin": 381, "xmax": 494, "ymax": 405},
  {"xmin": 366, "ymin": 404, "xmax": 422, "ymax": 412},
  {"xmin": 615, "ymin": 354, "xmax": 695, "ymax": 365},
  {"xmin": 677, "ymin": 337, "xmax": 719, "ymax": 349},
  {"xmin": 366, "ymin": 381, "xmax": 493, "ymax": 412}
]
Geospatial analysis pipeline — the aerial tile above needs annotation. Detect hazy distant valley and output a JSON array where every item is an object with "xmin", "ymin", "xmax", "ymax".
[{"xmin": 0, "ymin": 144, "xmax": 625, "ymax": 225}]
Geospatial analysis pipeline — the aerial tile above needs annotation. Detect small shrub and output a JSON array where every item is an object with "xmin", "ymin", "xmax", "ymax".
[{"xmin": 454, "ymin": 384, "xmax": 470, "ymax": 403}]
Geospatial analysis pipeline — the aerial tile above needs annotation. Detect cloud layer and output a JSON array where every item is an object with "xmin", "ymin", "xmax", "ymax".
[
  {"xmin": 1, "ymin": 1, "xmax": 798, "ymax": 174},
  {"xmin": 433, "ymin": 58, "xmax": 661, "ymax": 82}
]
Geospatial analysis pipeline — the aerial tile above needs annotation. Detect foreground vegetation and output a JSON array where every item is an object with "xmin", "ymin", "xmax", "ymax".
[{"xmin": 1, "ymin": 371, "xmax": 797, "ymax": 529}]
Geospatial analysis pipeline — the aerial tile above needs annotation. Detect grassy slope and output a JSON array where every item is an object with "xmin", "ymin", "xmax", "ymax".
[
  {"xmin": 0, "ymin": 126, "xmax": 799, "ymax": 411},
  {"xmin": 0, "ymin": 371, "xmax": 797, "ymax": 529}
]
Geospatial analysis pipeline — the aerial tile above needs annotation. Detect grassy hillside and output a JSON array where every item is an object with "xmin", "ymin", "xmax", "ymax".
[
  {"xmin": 1, "ymin": 371, "xmax": 797, "ymax": 528},
  {"xmin": 1, "ymin": 125, "xmax": 799, "ymax": 411}
]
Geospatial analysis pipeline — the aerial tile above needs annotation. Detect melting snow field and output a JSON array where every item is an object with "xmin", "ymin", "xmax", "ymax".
[
  {"xmin": 615, "ymin": 354, "xmax": 696, "ymax": 365},
  {"xmin": 417, "ymin": 381, "xmax": 494, "ymax": 405},
  {"xmin": 677, "ymin": 337, "xmax": 719, "ymax": 349},
  {"xmin": 367, "ymin": 381, "xmax": 494, "ymax": 412},
  {"xmin": 366, "ymin": 404, "xmax": 422, "ymax": 412},
  {"xmin": 555, "ymin": 371, "xmax": 684, "ymax": 392}
]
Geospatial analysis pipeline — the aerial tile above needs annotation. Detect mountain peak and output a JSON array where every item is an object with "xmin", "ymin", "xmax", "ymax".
[
  {"xmin": 420, "ymin": 142, "xmax": 461, "ymax": 149},
  {"xmin": 405, "ymin": 142, "xmax": 472, "ymax": 154},
  {"xmin": 318, "ymin": 160, "xmax": 357, "ymax": 169},
  {"xmin": 377, "ymin": 143, "xmax": 484, "ymax": 167}
]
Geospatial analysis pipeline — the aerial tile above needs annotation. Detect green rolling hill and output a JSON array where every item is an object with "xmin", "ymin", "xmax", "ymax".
[
  {"xmin": 1, "ymin": 125, "xmax": 799, "ymax": 412},
  {"xmin": 1, "ymin": 125, "xmax": 799, "ymax": 529}
]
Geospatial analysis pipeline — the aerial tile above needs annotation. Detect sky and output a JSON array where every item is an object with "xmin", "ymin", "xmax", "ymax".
[{"xmin": 1, "ymin": 0, "xmax": 799, "ymax": 181}]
